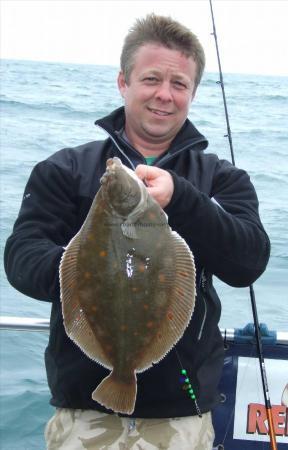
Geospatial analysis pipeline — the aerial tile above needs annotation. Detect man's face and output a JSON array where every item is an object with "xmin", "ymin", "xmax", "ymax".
[{"xmin": 118, "ymin": 44, "xmax": 198, "ymax": 151}]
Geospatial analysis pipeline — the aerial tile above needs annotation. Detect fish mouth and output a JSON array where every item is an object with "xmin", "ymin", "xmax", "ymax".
[
  {"xmin": 106, "ymin": 157, "xmax": 122, "ymax": 171},
  {"xmin": 101, "ymin": 158, "xmax": 123, "ymax": 185}
]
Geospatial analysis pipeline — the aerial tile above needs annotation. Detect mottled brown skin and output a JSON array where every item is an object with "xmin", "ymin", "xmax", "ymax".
[{"xmin": 75, "ymin": 173, "xmax": 175, "ymax": 381}]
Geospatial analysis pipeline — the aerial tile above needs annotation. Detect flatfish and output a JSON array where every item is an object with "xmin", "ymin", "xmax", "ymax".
[{"xmin": 60, "ymin": 157, "xmax": 196, "ymax": 414}]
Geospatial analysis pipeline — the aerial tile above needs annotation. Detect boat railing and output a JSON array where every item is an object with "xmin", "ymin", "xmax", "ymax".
[
  {"xmin": 0, "ymin": 316, "xmax": 287, "ymax": 344},
  {"xmin": 0, "ymin": 316, "xmax": 50, "ymax": 331}
]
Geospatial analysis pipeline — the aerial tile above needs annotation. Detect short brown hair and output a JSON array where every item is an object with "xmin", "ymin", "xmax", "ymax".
[{"xmin": 120, "ymin": 14, "xmax": 205, "ymax": 90}]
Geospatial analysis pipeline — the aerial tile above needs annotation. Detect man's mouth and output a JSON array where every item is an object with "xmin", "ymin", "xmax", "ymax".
[{"xmin": 148, "ymin": 108, "xmax": 173, "ymax": 116}]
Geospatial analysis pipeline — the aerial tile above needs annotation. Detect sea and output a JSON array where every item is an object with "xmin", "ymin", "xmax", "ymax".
[{"xmin": 0, "ymin": 59, "xmax": 287, "ymax": 449}]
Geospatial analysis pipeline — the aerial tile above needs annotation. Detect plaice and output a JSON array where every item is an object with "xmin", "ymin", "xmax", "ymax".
[{"xmin": 59, "ymin": 157, "xmax": 196, "ymax": 414}]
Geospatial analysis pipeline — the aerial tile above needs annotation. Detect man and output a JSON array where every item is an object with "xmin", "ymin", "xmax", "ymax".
[{"xmin": 4, "ymin": 14, "xmax": 270, "ymax": 450}]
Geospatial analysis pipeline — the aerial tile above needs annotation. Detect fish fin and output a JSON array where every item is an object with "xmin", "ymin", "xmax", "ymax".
[
  {"xmin": 92, "ymin": 370, "xmax": 137, "ymax": 415},
  {"xmin": 137, "ymin": 230, "xmax": 196, "ymax": 371},
  {"xmin": 121, "ymin": 186, "xmax": 150, "ymax": 239},
  {"xmin": 121, "ymin": 222, "xmax": 138, "ymax": 239},
  {"xmin": 60, "ymin": 233, "xmax": 112, "ymax": 369}
]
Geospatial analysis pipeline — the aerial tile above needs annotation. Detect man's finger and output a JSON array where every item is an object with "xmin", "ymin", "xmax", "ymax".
[{"xmin": 135, "ymin": 164, "xmax": 163, "ymax": 181}]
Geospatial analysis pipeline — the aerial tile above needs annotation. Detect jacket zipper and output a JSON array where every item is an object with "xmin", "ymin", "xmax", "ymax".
[
  {"xmin": 197, "ymin": 270, "xmax": 207, "ymax": 341},
  {"xmin": 156, "ymin": 139, "xmax": 206, "ymax": 168},
  {"xmin": 95, "ymin": 125, "xmax": 137, "ymax": 170},
  {"xmin": 95, "ymin": 124, "xmax": 207, "ymax": 170}
]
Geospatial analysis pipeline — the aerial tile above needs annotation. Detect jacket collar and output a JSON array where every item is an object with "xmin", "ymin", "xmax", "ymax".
[{"xmin": 95, "ymin": 106, "xmax": 208, "ymax": 160}]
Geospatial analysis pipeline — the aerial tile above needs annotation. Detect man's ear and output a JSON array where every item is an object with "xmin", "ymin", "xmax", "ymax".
[{"xmin": 117, "ymin": 71, "xmax": 126, "ymax": 98}]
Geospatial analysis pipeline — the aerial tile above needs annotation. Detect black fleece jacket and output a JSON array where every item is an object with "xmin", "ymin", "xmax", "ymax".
[{"xmin": 4, "ymin": 107, "xmax": 270, "ymax": 417}]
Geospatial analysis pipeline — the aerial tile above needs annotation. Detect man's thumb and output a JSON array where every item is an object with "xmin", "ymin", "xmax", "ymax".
[{"xmin": 135, "ymin": 164, "xmax": 160, "ymax": 181}]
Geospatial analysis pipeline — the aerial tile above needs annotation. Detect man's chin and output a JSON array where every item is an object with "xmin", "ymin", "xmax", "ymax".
[{"xmin": 142, "ymin": 126, "xmax": 174, "ymax": 142}]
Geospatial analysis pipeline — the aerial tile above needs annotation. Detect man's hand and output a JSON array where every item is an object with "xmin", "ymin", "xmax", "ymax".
[{"xmin": 135, "ymin": 165, "xmax": 174, "ymax": 209}]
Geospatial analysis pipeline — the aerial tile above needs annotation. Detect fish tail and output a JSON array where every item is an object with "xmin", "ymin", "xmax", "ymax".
[{"xmin": 92, "ymin": 370, "xmax": 137, "ymax": 415}]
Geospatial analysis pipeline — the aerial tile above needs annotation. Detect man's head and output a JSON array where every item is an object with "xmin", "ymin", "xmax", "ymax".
[
  {"xmin": 120, "ymin": 14, "xmax": 205, "ymax": 91},
  {"xmin": 118, "ymin": 14, "xmax": 206, "ymax": 155}
]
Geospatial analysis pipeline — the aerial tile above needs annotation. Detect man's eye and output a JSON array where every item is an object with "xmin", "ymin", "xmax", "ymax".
[
  {"xmin": 173, "ymin": 81, "xmax": 187, "ymax": 89},
  {"xmin": 144, "ymin": 77, "xmax": 158, "ymax": 83}
]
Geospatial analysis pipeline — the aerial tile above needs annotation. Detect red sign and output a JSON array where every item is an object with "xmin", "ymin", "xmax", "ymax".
[{"xmin": 247, "ymin": 403, "xmax": 288, "ymax": 437}]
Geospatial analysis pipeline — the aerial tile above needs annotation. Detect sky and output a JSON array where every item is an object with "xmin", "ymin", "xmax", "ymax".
[{"xmin": 1, "ymin": 0, "xmax": 288, "ymax": 76}]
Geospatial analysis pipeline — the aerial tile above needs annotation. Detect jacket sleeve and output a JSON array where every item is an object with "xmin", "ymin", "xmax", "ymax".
[
  {"xmin": 4, "ymin": 158, "xmax": 78, "ymax": 302},
  {"xmin": 165, "ymin": 159, "xmax": 270, "ymax": 287}
]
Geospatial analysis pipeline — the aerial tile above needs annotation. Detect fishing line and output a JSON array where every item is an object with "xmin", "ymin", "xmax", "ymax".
[
  {"xmin": 174, "ymin": 348, "xmax": 202, "ymax": 417},
  {"xmin": 208, "ymin": 1, "xmax": 278, "ymax": 449}
]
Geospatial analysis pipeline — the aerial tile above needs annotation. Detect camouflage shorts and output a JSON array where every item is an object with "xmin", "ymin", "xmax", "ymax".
[{"xmin": 45, "ymin": 408, "xmax": 214, "ymax": 450}]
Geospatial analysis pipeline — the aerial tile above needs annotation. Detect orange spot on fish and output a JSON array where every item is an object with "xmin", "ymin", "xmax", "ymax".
[
  {"xmin": 132, "ymin": 287, "xmax": 138, "ymax": 292},
  {"xmin": 178, "ymin": 271, "xmax": 188, "ymax": 278},
  {"xmin": 146, "ymin": 321, "xmax": 154, "ymax": 328},
  {"xmin": 157, "ymin": 333, "xmax": 162, "ymax": 340},
  {"xmin": 138, "ymin": 263, "xmax": 146, "ymax": 273},
  {"xmin": 99, "ymin": 250, "xmax": 107, "ymax": 257},
  {"xmin": 143, "ymin": 304, "xmax": 149, "ymax": 310},
  {"xmin": 104, "ymin": 344, "xmax": 113, "ymax": 353},
  {"xmin": 158, "ymin": 273, "xmax": 166, "ymax": 283},
  {"xmin": 91, "ymin": 305, "xmax": 98, "ymax": 312},
  {"xmin": 84, "ymin": 272, "xmax": 91, "ymax": 279},
  {"xmin": 167, "ymin": 312, "xmax": 174, "ymax": 321},
  {"xmin": 67, "ymin": 281, "xmax": 73, "ymax": 288},
  {"xmin": 133, "ymin": 331, "xmax": 139, "ymax": 337},
  {"xmin": 120, "ymin": 325, "xmax": 128, "ymax": 332},
  {"xmin": 148, "ymin": 212, "xmax": 156, "ymax": 220}
]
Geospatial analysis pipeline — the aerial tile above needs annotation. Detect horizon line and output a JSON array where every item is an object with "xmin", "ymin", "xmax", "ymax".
[{"xmin": 1, "ymin": 57, "xmax": 287, "ymax": 79}]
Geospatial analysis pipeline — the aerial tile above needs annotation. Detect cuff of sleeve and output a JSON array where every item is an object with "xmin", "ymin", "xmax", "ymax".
[{"xmin": 164, "ymin": 170, "xmax": 183, "ymax": 215}]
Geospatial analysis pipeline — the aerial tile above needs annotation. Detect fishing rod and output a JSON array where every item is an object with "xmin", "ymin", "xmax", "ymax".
[{"xmin": 208, "ymin": 1, "xmax": 278, "ymax": 449}]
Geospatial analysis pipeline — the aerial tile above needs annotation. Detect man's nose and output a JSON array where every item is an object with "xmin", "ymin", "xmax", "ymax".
[{"xmin": 154, "ymin": 81, "xmax": 173, "ymax": 102}]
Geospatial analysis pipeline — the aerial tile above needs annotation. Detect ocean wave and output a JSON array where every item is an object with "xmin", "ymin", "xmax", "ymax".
[
  {"xmin": 0, "ymin": 390, "xmax": 52, "ymax": 450},
  {"xmin": 0, "ymin": 97, "xmax": 97, "ymax": 118},
  {"xmin": 262, "ymin": 94, "xmax": 287, "ymax": 101},
  {"xmin": 234, "ymin": 92, "xmax": 288, "ymax": 103},
  {"xmin": 233, "ymin": 129, "xmax": 287, "ymax": 141},
  {"xmin": 202, "ymin": 77, "xmax": 219, "ymax": 86},
  {"xmin": 249, "ymin": 171, "xmax": 288, "ymax": 184}
]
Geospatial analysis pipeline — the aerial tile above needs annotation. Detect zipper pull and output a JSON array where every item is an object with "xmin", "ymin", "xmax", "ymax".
[{"xmin": 197, "ymin": 270, "xmax": 208, "ymax": 341}]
